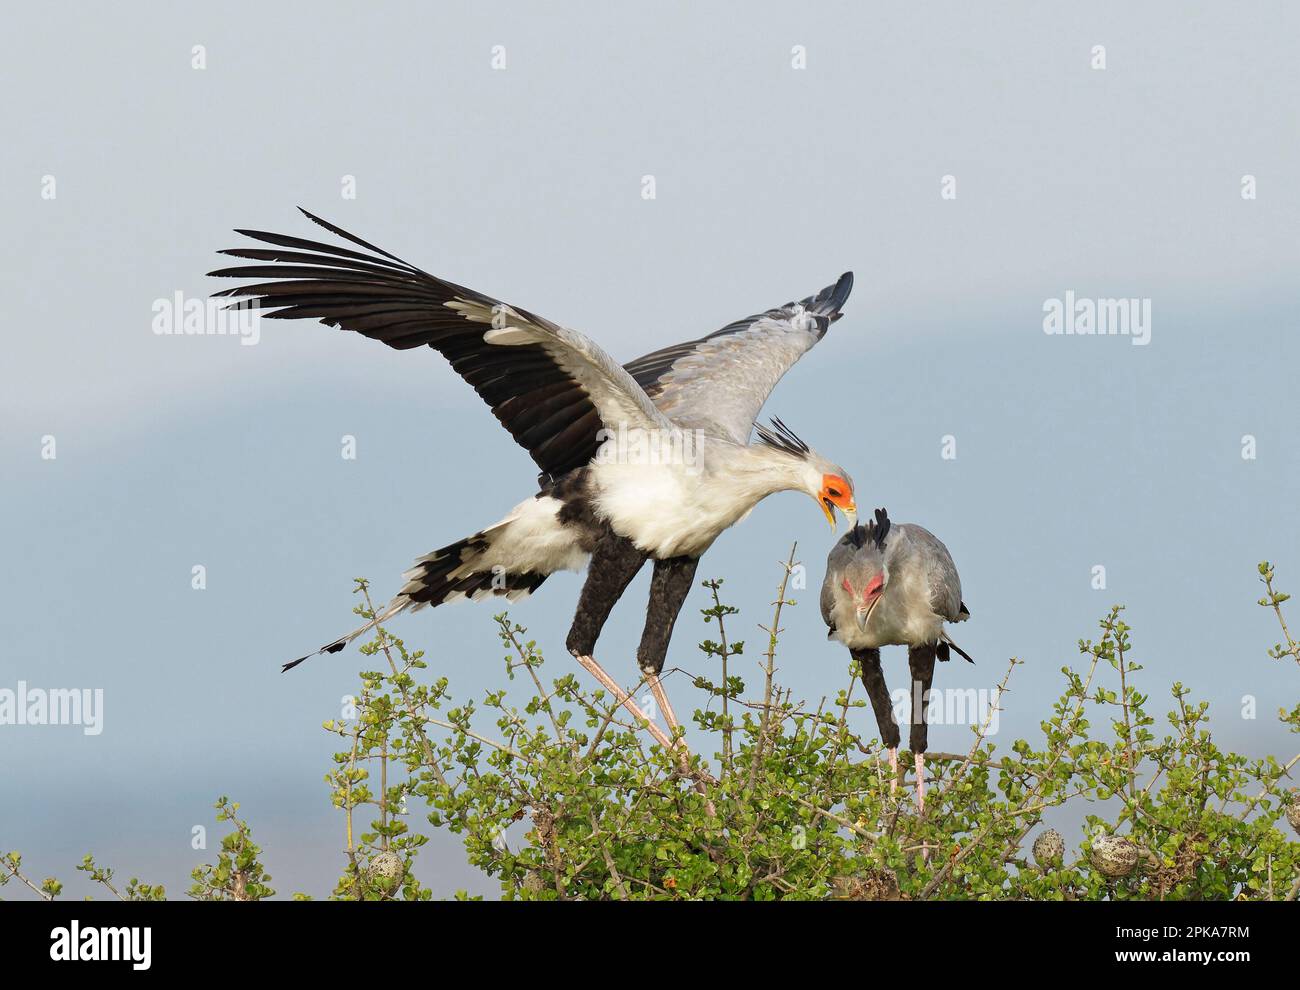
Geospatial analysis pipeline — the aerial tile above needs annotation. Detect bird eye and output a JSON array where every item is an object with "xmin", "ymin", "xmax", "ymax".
[{"xmin": 827, "ymin": 488, "xmax": 841, "ymax": 499}]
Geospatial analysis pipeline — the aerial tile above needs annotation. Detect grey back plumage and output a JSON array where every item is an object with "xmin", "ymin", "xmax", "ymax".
[{"xmin": 899, "ymin": 524, "xmax": 965, "ymax": 622}]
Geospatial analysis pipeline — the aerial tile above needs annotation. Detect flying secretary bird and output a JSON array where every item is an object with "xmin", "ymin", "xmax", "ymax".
[
  {"xmin": 210, "ymin": 210, "xmax": 859, "ymax": 742},
  {"xmin": 821, "ymin": 508, "xmax": 973, "ymax": 811}
]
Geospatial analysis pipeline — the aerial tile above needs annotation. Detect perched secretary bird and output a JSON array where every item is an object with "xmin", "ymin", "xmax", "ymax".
[
  {"xmin": 210, "ymin": 210, "xmax": 859, "ymax": 742},
  {"xmin": 821, "ymin": 508, "xmax": 973, "ymax": 810}
]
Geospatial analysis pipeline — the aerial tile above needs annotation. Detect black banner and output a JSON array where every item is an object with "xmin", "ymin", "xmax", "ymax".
[{"xmin": 2, "ymin": 900, "xmax": 1286, "ymax": 975}]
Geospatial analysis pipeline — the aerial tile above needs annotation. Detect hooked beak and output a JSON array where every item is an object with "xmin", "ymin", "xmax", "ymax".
[
  {"xmin": 821, "ymin": 497, "xmax": 858, "ymax": 531},
  {"xmin": 855, "ymin": 591, "xmax": 882, "ymax": 630}
]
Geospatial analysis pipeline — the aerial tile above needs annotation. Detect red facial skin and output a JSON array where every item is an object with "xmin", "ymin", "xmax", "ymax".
[{"xmin": 844, "ymin": 573, "xmax": 885, "ymax": 609}]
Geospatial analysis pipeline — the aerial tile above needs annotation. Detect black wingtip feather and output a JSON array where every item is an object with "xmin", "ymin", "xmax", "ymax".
[
  {"xmin": 294, "ymin": 208, "xmax": 416, "ymax": 268},
  {"xmin": 831, "ymin": 271, "xmax": 853, "ymax": 309},
  {"xmin": 810, "ymin": 271, "xmax": 854, "ymax": 321}
]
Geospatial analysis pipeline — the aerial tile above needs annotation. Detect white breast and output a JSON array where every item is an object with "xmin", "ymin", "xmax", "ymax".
[{"xmin": 588, "ymin": 461, "xmax": 732, "ymax": 557}]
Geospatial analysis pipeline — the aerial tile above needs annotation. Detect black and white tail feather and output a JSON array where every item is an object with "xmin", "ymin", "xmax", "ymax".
[
  {"xmin": 936, "ymin": 633, "xmax": 975, "ymax": 665},
  {"xmin": 937, "ymin": 600, "xmax": 974, "ymax": 663},
  {"xmin": 282, "ymin": 522, "xmax": 550, "ymax": 672}
]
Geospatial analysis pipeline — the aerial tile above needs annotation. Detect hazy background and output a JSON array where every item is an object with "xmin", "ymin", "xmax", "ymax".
[{"xmin": 2, "ymin": 1, "xmax": 1296, "ymax": 899}]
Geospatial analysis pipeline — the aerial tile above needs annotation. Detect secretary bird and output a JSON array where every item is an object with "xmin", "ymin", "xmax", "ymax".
[
  {"xmin": 821, "ymin": 508, "xmax": 973, "ymax": 810},
  {"xmin": 210, "ymin": 210, "xmax": 859, "ymax": 743}
]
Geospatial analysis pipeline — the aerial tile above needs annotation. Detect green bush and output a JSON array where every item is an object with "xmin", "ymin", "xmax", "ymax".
[{"xmin": 4, "ymin": 556, "xmax": 1297, "ymax": 901}]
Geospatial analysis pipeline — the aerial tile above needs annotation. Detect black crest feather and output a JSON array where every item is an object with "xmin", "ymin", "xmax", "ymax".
[
  {"xmin": 845, "ymin": 507, "xmax": 890, "ymax": 551},
  {"xmin": 753, "ymin": 416, "xmax": 810, "ymax": 458},
  {"xmin": 856, "ymin": 506, "xmax": 890, "ymax": 551}
]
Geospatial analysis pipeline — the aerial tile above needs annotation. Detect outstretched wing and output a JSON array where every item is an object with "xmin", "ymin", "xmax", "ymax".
[
  {"xmin": 624, "ymin": 272, "xmax": 854, "ymax": 444},
  {"xmin": 209, "ymin": 210, "xmax": 670, "ymax": 482}
]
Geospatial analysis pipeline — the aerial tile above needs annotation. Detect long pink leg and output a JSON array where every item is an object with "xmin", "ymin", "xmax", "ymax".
[
  {"xmin": 648, "ymin": 672, "xmax": 684, "ymax": 747},
  {"xmin": 575, "ymin": 656, "xmax": 715, "ymax": 814},
  {"xmin": 887, "ymin": 747, "xmax": 899, "ymax": 794},
  {"xmin": 915, "ymin": 752, "xmax": 926, "ymax": 812},
  {"xmin": 646, "ymin": 671, "xmax": 716, "ymax": 815},
  {"xmin": 916, "ymin": 752, "xmax": 932, "ymax": 862},
  {"xmin": 574, "ymin": 654, "xmax": 674, "ymax": 751}
]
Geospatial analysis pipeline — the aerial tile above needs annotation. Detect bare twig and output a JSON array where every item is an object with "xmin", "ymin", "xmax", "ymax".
[
  {"xmin": 359, "ymin": 583, "xmax": 453, "ymax": 796},
  {"xmin": 749, "ymin": 544, "xmax": 798, "ymax": 790}
]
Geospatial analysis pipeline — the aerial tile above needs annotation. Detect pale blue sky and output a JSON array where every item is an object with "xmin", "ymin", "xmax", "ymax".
[{"xmin": 2, "ymin": 1, "xmax": 1297, "ymax": 898}]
